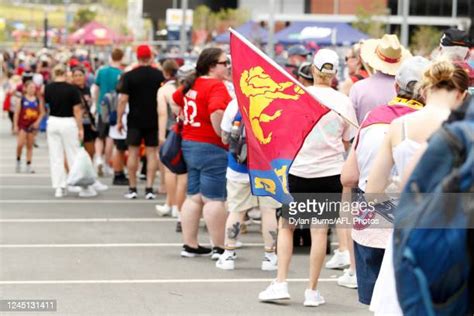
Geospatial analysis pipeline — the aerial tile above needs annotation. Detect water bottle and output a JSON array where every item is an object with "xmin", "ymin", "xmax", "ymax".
[{"xmin": 230, "ymin": 121, "xmax": 241, "ymax": 141}]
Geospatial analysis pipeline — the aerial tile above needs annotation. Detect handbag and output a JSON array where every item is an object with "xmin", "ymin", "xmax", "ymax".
[{"xmin": 159, "ymin": 121, "xmax": 187, "ymax": 174}]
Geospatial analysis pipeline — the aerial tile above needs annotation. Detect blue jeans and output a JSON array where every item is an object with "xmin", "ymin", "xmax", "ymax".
[
  {"xmin": 354, "ymin": 241, "xmax": 385, "ymax": 305},
  {"xmin": 181, "ymin": 140, "xmax": 228, "ymax": 200}
]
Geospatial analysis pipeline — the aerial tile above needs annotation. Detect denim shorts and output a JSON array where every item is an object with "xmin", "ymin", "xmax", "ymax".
[
  {"xmin": 181, "ymin": 140, "xmax": 228, "ymax": 200},
  {"xmin": 354, "ymin": 241, "xmax": 385, "ymax": 305}
]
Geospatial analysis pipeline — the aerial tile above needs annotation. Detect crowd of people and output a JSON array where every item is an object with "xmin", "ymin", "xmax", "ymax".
[{"xmin": 1, "ymin": 26, "xmax": 473, "ymax": 312}]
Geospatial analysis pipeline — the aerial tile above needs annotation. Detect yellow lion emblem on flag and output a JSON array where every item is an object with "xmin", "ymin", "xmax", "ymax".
[{"xmin": 240, "ymin": 66, "xmax": 304, "ymax": 144}]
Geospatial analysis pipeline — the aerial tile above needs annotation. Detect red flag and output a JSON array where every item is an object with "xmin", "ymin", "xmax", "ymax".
[{"xmin": 230, "ymin": 29, "xmax": 331, "ymax": 204}]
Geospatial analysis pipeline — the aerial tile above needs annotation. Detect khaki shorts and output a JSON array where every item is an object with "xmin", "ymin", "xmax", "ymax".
[{"xmin": 226, "ymin": 180, "xmax": 282, "ymax": 213}]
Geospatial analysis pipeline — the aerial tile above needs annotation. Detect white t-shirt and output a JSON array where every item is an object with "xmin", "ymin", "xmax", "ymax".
[
  {"xmin": 290, "ymin": 86, "xmax": 357, "ymax": 178},
  {"xmin": 108, "ymin": 105, "xmax": 129, "ymax": 140},
  {"xmin": 355, "ymin": 124, "xmax": 389, "ymax": 191},
  {"xmin": 220, "ymin": 99, "xmax": 250, "ymax": 183}
]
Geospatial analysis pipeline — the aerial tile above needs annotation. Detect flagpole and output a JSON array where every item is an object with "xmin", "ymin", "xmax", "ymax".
[{"xmin": 229, "ymin": 28, "xmax": 359, "ymax": 128}]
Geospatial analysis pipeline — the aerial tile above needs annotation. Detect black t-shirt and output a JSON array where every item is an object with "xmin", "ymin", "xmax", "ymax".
[
  {"xmin": 45, "ymin": 81, "xmax": 82, "ymax": 117},
  {"xmin": 119, "ymin": 66, "xmax": 164, "ymax": 129}
]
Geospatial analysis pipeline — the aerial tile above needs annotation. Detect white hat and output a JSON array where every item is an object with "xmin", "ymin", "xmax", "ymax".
[
  {"xmin": 312, "ymin": 48, "xmax": 339, "ymax": 74},
  {"xmin": 395, "ymin": 56, "xmax": 430, "ymax": 94}
]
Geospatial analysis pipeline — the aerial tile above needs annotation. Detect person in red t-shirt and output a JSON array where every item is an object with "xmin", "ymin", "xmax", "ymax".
[
  {"xmin": 339, "ymin": 42, "xmax": 370, "ymax": 96},
  {"xmin": 172, "ymin": 47, "xmax": 232, "ymax": 258}
]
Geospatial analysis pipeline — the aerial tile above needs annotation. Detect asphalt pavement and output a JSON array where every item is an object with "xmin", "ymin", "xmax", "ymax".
[{"xmin": 0, "ymin": 116, "xmax": 369, "ymax": 315}]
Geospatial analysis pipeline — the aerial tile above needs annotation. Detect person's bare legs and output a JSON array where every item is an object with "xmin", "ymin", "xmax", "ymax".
[
  {"xmin": 336, "ymin": 227, "xmax": 348, "ymax": 252},
  {"xmin": 127, "ymin": 146, "xmax": 140, "ymax": 188},
  {"xmin": 83, "ymin": 141, "xmax": 95, "ymax": 160},
  {"xmin": 16, "ymin": 130, "xmax": 26, "ymax": 160},
  {"xmin": 113, "ymin": 148, "xmax": 126, "ymax": 173},
  {"xmin": 202, "ymin": 199, "xmax": 227, "ymax": 248},
  {"xmin": 158, "ymin": 159, "xmax": 166, "ymax": 193},
  {"xmin": 164, "ymin": 168, "xmax": 177, "ymax": 206},
  {"xmin": 25, "ymin": 132, "xmax": 34, "ymax": 163},
  {"xmin": 224, "ymin": 211, "xmax": 246, "ymax": 248},
  {"xmin": 261, "ymin": 207, "xmax": 278, "ymax": 250},
  {"xmin": 276, "ymin": 218, "xmax": 295, "ymax": 283},
  {"xmin": 104, "ymin": 137, "xmax": 114, "ymax": 167},
  {"xmin": 145, "ymin": 147, "xmax": 158, "ymax": 189},
  {"xmin": 308, "ymin": 227, "xmax": 329, "ymax": 290},
  {"xmin": 176, "ymin": 174, "xmax": 187, "ymax": 209},
  {"xmin": 181, "ymin": 194, "xmax": 203, "ymax": 248}
]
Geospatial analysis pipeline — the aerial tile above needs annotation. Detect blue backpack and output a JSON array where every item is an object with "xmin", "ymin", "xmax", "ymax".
[{"xmin": 393, "ymin": 96, "xmax": 474, "ymax": 316}]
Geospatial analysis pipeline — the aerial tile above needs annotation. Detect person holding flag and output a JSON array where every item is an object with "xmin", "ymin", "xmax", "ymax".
[
  {"xmin": 257, "ymin": 48, "xmax": 357, "ymax": 306},
  {"xmin": 230, "ymin": 29, "xmax": 358, "ymax": 306}
]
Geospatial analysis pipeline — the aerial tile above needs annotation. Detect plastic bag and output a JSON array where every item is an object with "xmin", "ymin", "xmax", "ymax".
[{"xmin": 67, "ymin": 148, "xmax": 97, "ymax": 187}]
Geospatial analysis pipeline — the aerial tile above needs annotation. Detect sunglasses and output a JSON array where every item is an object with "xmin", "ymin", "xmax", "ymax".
[
  {"xmin": 216, "ymin": 60, "xmax": 230, "ymax": 66},
  {"xmin": 345, "ymin": 56, "xmax": 356, "ymax": 62}
]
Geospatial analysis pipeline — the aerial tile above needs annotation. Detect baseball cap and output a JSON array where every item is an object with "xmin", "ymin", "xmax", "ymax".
[
  {"xmin": 312, "ymin": 48, "xmax": 339, "ymax": 74},
  {"xmin": 177, "ymin": 64, "xmax": 195, "ymax": 80},
  {"xmin": 297, "ymin": 62, "xmax": 313, "ymax": 80},
  {"xmin": 136, "ymin": 45, "xmax": 152, "ymax": 59},
  {"xmin": 395, "ymin": 56, "xmax": 430, "ymax": 94},
  {"xmin": 288, "ymin": 45, "xmax": 309, "ymax": 57},
  {"xmin": 440, "ymin": 28, "xmax": 472, "ymax": 48}
]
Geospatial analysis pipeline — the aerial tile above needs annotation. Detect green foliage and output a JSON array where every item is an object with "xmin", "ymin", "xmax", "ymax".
[
  {"xmin": 352, "ymin": 4, "xmax": 386, "ymax": 38},
  {"xmin": 102, "ymin": 0, "xmax": 127, "ymax": 12},
  {"xmin": 410, "ymin": 26, "xmax": 442, "ymax": 57},
  {"xmin": 74, "ymin": 7, "xmax": 97, "ymax": 28},
  {"xmin": 193, "ymin": 5, "xmax": 250, "ymax": 32}
]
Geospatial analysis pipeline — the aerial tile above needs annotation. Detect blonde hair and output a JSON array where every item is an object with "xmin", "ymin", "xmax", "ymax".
[
  {"xmin": 53, "ymin": 64, "xmax": 67, "ymax": 79},
  {"xmin": 420, "ymin": 59, "xmax": 469, "ymax": 93},
  {"xmin": 311, "ymin": 65, "xmax": 335, "ymax": 86}
]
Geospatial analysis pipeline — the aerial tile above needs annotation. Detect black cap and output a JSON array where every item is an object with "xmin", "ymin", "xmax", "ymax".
[{"xmin": 440, "ymin": 28, "xmax": 472, "ymax": 48}]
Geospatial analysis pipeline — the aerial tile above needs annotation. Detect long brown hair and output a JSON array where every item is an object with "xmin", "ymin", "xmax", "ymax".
[{"xmin": 183, "ymin": 47, "xmax": 224, "ymax": 94}]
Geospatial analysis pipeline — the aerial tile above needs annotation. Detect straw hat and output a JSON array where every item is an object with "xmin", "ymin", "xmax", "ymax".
[{"xmin": 360, "ymin": 34, "xmax": 412, "ymax": 76}]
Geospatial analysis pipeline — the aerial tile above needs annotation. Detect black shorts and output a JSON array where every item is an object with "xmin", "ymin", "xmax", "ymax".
[
  {"xmin": 83, "ymin": 124, "xmax": 97, "ymax": 143},
  {"xmin": 97, "ymin": 115, "xmax": 110, "ymax": 139},
  {"xmin": 126, "ymin": 127, "xmax": 158, "ymax": 147},
  {"xmin": 114, "ymin": 139, "xmax": 128, "ymax": 151},
  {"xmin": 288, "ymin": 174, "xmax": 342, "ymax": 194}
]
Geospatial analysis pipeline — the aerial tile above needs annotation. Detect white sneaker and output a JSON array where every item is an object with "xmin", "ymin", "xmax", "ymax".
[
  {"xmin": 337, "ymin": 269, "xmax": 357, "ymax": 289},
  {"xmin": 261, "ymin": 252, "xmax": 278, "ymax": 271},
  {"xmin": 155, "ymin": 204, "xmax": 172, "ymax": 216},
  {"xmin": 78, "ymin": 186, "xmax": 98, "ymax": 198},
  {"xmin": 95, "ymin": 156, "xmax": 104, "ymax": 176},
  {"xmin": 258, "ymin": 280, "xmax": 290, "ymax": 301},
  {"xmin": 54, "ymin": 187, "xmax": 66, "ymax": 198},
  {"xmin": 104, "ymin": 164, "xmax": 114, "ymax": 176},
  {"xmin": 303, "ymin": 289, "xmax": 325, "ymax": 307},
  {"xmin": 171, "ymin": 206, "xmax": 179, "ymax": 218},
  {"xmin": 15, "ymin": 160, "xmax": 21, "ymax": 173},
  {"xmin": 325, "ymin": 249, "xmax": 350, "ymax": 269},
  {"xmin": 25, "ymin": 164, "xmax": 34, "ymax": 174},
  {"xmin": 92, "ymin": 180, "xmax": 108, "ymax": 192},
  {"xmin": 215, "ymin": 251, "xmax": 236, "ymax": 270},
  {"xmin": 67, "ymin": 186, "xmax": 81, "ymax": 193},
  {"xmin": 145, "ymin": 191, "xmax": 157, "ymax": 200}
]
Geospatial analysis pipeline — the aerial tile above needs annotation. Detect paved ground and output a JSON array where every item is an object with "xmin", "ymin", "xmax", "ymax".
[{"xmin": 0, "ymin": 116, "xmax": 368, "ymax": 315}]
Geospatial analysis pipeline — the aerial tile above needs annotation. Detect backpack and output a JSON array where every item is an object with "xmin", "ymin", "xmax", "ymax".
[
  {"xmin": 228, "ymin": 111, "xmax": 247, "ymax": 164},
  {"xmin": 393, "ymin": 96, "xmax": 474, "ymax": 316},
  {"xmin": 101, "ymin": 91, "xmax": 118, "ymax": 125}
]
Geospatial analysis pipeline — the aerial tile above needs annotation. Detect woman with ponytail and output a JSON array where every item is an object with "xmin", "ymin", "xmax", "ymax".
[{"xmin": 172, "ymin": 48, "xmax": 232, "ymax": 259}]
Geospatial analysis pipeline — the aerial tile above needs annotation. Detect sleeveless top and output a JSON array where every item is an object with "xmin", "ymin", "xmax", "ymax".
[{"xmin": 392, "ymin": 118, "xmax": 422, "ymax": 176}]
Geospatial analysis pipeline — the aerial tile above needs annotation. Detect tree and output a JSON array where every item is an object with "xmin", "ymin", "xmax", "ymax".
[
  {"xmin": 352, "ymin": 3, "xmax": 387, "ymax": 38},
  {"xmin": 74, "ymin": 8, "xmax": 97, "ymax": 28},
  {"xmin": 410, "ymin": 26, "xmax": 442, "ymax": 57}
]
